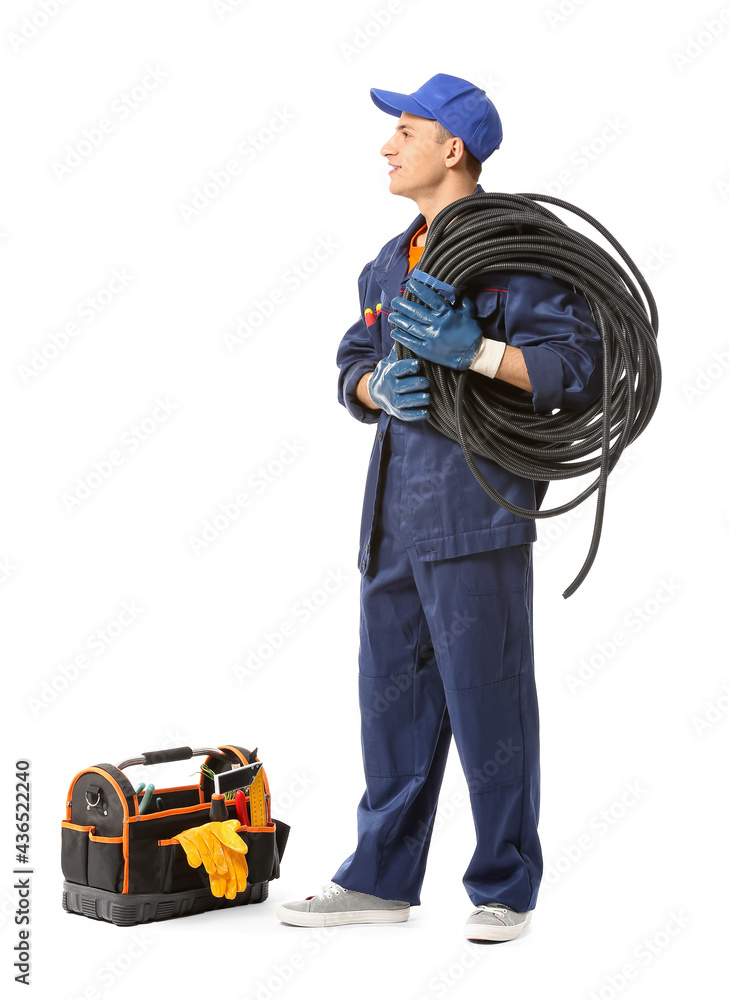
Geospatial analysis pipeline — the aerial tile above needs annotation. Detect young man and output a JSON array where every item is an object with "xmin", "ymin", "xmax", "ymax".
[{"xmin": 277, "ymin": 74, "xmax": 602, "ymax": 942}]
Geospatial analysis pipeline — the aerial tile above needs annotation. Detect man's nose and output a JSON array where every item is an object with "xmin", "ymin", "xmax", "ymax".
[{"xmin": 380, "ymin": 134, "xmax": 397, "ymax": 157}]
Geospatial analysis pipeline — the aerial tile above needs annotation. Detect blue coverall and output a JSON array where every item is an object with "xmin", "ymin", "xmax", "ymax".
[{"xmin": 331, "ymin": 183, "xmax": 602, "ymax": 912}]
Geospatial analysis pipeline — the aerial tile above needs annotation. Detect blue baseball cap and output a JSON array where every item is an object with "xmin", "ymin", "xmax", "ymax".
[{"xmin": 370, "ymin": 73, "xmax": 502, "ymax": 162}]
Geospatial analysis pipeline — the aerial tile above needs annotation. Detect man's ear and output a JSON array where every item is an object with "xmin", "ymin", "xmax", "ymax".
[{"xmin": 444, "ymin": 137, "xmax": 467, "ymax": 170}]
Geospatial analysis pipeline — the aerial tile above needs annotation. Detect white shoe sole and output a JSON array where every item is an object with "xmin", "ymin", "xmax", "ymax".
[
  {"xmin": 465, "ymin": 910, "xmax": 532, "ymax": 942},
  {"xmin": 277, "ymin": 904, "xmax": 410, "ymax": 927}
]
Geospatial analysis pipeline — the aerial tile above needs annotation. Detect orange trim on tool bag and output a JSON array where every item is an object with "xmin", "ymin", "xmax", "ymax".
[
  {"xmin": 82, "ymin": 766, "xmax": 133, "ymax": 893},
  {"xmin": 216, "ymin": 744, "xmax": 253, "ymax": 767},
  {"xmin": 218, "ymin": 745, "xmax": 249, "ymax": 766},
  {"xmin": 134, "ymin": 803, "xmax": 217, "ymax": 820},
  {"xmin": 89, "ymin": 832, "xmax": 123, "ymax": 844},
  {"xmin": 65, "ymin": 771, "xmax": 82, "ymax": 821},
  {"xmin": 155, "ymin": 826, "xmax": 274, "ymax": 845},
  {"xmin": 155, "ymin": 823, "xmax": 262, "ymax": 847},
  {"xmin": 130, "ymin": 802, "xmax": 216, "ymax": 823},
  {"xmin": 66, "ymin": 766, "xmax": 138, "ymax": 820},
  {"xmin": 62, "ymin": 821, "xmax": 94, "ymax": 833}
]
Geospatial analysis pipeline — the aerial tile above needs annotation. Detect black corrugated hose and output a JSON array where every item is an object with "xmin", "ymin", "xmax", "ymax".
[{"xmin": 392, "ymin": 192, "xmax": 661, "ymax": 598}]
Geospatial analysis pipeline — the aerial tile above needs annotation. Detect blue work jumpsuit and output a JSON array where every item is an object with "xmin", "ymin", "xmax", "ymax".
[{"xmin": 331, "ymin": 183, "xmax": 602, "ymax": 912}]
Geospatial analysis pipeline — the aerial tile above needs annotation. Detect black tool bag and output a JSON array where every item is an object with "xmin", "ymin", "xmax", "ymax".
[{"xmin": 61, "ymin": 744, "xmax": 290, "ymax": 926}]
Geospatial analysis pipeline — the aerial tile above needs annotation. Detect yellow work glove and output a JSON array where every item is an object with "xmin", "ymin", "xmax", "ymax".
[{"xmin": 175, "ymin": 819, "xmax": 249, "ymax": 899}]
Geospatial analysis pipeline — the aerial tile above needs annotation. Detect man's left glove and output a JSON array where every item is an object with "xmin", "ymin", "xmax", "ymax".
[{"xmin": 389, "ymin": 277, "xmax": 482, "ymax": 370}]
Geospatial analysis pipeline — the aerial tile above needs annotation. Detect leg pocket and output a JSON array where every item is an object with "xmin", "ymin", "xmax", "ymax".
[{"xmin": 455, "ymin": 543, "xmax": 530, "ymax": 596}]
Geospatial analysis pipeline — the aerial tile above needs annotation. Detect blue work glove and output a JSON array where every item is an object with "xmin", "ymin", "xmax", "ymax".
[
  {"xmin": 389, "ymin": 277, "xmax": 482, "ymax": 370},
  {"xmin": 367, "ymin": 346, "xmax": 430, "ymax": 422}
]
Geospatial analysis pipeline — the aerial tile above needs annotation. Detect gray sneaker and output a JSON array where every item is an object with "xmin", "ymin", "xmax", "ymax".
[
  {"xmin": 465, "ymin": 902, "xmax": 532, "ymax": 942},
  {"xmin": 277, "ymin": 881, "xmax": 410, "ymax": 927}
]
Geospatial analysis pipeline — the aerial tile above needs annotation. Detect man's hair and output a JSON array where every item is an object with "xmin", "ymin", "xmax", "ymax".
[{"xmin": 433, "ymin": 120, "xmax": 482, "ymax": 181}]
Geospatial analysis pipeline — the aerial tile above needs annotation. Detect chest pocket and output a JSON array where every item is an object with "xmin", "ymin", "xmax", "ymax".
[
  {"xmin": 370, "ymin": 295, "xmax": 395, "ymax": 355},
  {"xmin": 363, "ymin": 301, "xmax": 385, "ymax": 328}
]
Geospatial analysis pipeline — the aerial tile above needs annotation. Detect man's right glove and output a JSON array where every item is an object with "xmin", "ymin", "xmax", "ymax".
[{"xmin": 367, "ymin": 345, "xmax": 430, "ymax": 422}]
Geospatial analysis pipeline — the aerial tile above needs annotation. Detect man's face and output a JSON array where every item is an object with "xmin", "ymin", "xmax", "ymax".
[{"xmin": 380, "ymin": 112, "xmax": 448, "ymax": 199}]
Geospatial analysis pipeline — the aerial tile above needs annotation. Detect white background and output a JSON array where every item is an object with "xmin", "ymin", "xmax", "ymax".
[{"xmin": 1, "ymin": 0, "xmax": 726, "ymax": 997}]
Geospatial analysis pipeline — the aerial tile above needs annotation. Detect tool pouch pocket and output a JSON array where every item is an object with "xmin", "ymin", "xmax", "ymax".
[
  {"xmin": 237, "ymin": 825, "xmax": 284, "ymax": 885},
  {"xmin": 156, "ymin": 823, "xmax": 289, "ymax": 895},
  {"xmin": 61, "ymin": 823, "xmax": 125, "ymax": 893},
  {"xmin": 158, "ymin": 840, "xmax": 207, "ymax": 894},
  {"xmin": 61, "ymin": 823, "xmax": 90, "ymax": 886}
]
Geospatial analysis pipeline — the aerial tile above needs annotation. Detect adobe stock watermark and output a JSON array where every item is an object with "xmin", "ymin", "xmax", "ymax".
[
  {"xmin": 544, "ymin": 0, "xmax": 591, "ymax": 30},
  {"xmin": 211, "ymin": 0, "xmax": 246, "ymax": 19},
  {"xmin": 672, "ymin": 9, "xmax": 729, "ymax": 72},
  {"xmin": 0, "ymin": 557, "xmax": 18, "ymax": 586},
  {"xmin": 465, "ymin": 738, "xmax": 522, "ymax": 796},
  {"xmin": 717, "ymin": 167, "xmax": 729, "ymax": 201},
  {"xmin": 232, "ymin": 567, "xmax": 351, "ymax": 681},
  {"xmin": 63, "ymin": 929, "xmax": 155, "ymax": 1000},
  {"xmin": 564, "ymin": 577, "xmax": 682, "ymax": 694},
  {"xmin": 51, "ymin": 66, "xmax": 168, "ymax": 180},
  {"xmin": 61, "ymin": 397, "xmax": 178, "ymax": 513},
  {"xmin": 413, "ymin": 942, "xmax": 488, "ymax": 1000},
  {"xmin": 267, "ymin": 771, "xmax": 316, "ymax": 819},
  {"xmin": 26, "ymin": 601, "xmax": 144, "ymax": 717},
  {"xmin": 534, "ymin": 451, "xmax": 639, "ymax": 558},
  {"xmin": 240, "ymin": 927, "xmax": 338, "ymax": 1000},
  {"xmin": 691, "ymin": 682, "xmax": 729, "ymax": 737},
  {"xmin": 0, "ymin": 886, "xmax": 20, "ymax": 931},
  {"xmin": 402, "ymin": 788, "xmax": 471, "ymax": 859},
  {"xmin": 586, "ymin": 908, "xmax": 690, "ymax": 1000},
  {"xmin": 542, "ymin": 780, "xmax": 647, "ymax": 889},
  {"xmin": 469, "ymin": 72, "xmax": 503, "ymax": 98},
  {"xmin": 7, "ymin": 0, "xmax": 73, "ymax": 53},
  {"xmin": 178, "ymin": 107, "xmax": 295, "ymax": 223},
  {"xmin": 642, "ymin": 243, "xmax": 673, "ymax": 277},
  {"xmin": 361, "ymin": 608, "xmax": 478, "ymax": 728},
  {"xmin": 542, "ymin": 116, "xmax": 628, "ymax": 197},
  {"xmin": 187, "ymin": 439, "xmax": 306, "ymax": 555},
  {"xmin": 17, "ymin": 268, "xmax": 134, "ymax": 385},
  {"xmin": 681, "ymin": 346, "xmax": 729, "ymax": 403},
  {"xmin": 222, "ymin": 236, "xmax": 338, "ymax": 354},
  {"xmin": 339, "ymin": 2, "xmax": 408, "ymax": 62}
]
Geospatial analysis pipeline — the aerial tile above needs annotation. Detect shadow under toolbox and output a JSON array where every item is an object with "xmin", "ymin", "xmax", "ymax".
[{"xmin": 61, "ymin": 744, "xmax": 290, "ymax": 926}]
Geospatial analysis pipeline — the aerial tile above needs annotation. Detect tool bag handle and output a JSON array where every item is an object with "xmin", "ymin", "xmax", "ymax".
[{"xmin": 117, "ymin": 747, "xmax": 235, "ymax": 769}]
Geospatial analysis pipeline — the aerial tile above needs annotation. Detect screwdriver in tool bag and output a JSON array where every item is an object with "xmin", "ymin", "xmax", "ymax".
[
  {"xmin": 209, "ymin": 794, "xmax": 228, "ymax": 821},
  {"xmin": 235, "ymin": 789, "xmax": 249, "ymax": 825}
]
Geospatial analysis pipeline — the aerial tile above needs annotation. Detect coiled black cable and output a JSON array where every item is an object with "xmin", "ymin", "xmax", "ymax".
[{"xmin": 392, "ymin": 192, "xmax": 661, "ymax": 598}]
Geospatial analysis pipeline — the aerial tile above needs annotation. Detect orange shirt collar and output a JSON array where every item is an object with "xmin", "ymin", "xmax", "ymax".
[{"xmin": 407, "ymin": 224, "xmax": 427, "ymax": 274}]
